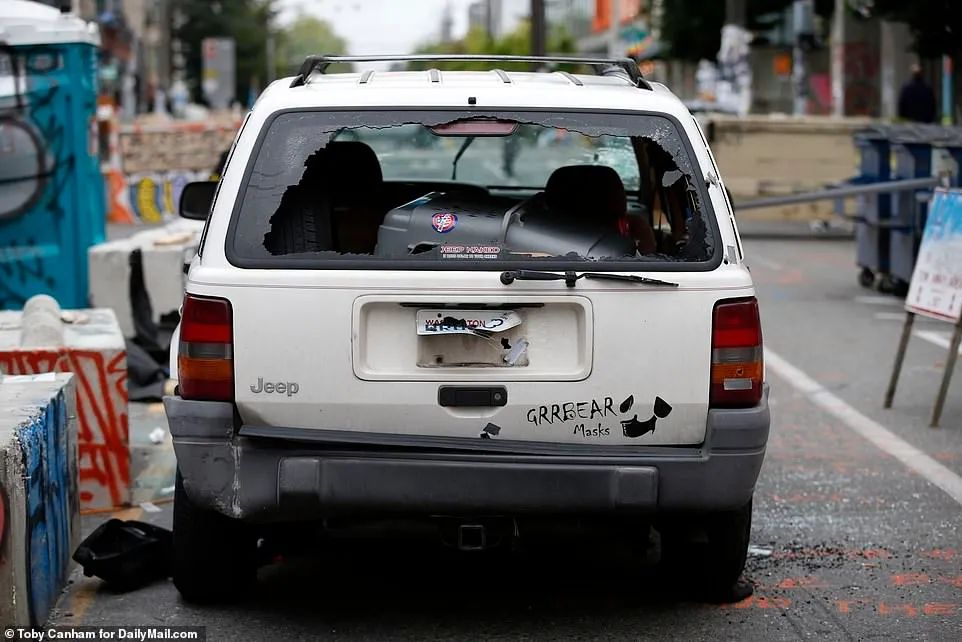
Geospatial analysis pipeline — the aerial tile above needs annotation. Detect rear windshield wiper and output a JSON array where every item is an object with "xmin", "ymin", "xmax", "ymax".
[{"xmin": 500, "ymin": 270, "xmax": 678, "ymax": 288}]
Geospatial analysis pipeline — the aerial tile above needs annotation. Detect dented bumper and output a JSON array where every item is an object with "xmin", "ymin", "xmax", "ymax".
[{"xmin": 163, "ymin": 387, "xmax": 769, "ymax": 522}]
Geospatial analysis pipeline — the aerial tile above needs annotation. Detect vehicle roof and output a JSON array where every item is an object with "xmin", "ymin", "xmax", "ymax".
[{"xmin": 254, "ymin": 69, "xmax": 692, "ymax": 118}]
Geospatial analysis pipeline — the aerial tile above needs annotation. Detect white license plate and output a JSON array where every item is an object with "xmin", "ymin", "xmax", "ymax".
[{"xmin": 416, "ymin": 309, "xmax": 522, "ymax": 336}]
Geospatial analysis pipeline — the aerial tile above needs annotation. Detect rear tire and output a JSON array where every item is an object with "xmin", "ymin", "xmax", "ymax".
[
  {"xmin": 173, "ymin": 471, "xmax": 257, "ymax": 603},
  {"xmin": 659, "ymin": 500, "xmax": 752, "ymax": 601}
]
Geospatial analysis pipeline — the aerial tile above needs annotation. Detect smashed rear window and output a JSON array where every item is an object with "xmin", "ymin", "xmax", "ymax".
[{"xmin": 227, "ymin": 110, "xmax": 718, "ymax": 269}]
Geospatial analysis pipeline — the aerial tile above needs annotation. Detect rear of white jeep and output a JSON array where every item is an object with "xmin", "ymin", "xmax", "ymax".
[{"xmin": 165, "ymin": 58, "xmax": 768, "ymax": 604}]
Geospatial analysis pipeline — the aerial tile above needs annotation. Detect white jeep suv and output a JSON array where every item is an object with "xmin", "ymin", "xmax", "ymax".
[{"xmin": 166, "ymin": 55, "xmax": 769, "ymax": 603}]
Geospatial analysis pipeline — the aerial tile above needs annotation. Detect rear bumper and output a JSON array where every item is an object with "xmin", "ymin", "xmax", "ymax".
[{"xmin": 164, "ymin": 387, "xmax": 769, "ymax": 522}]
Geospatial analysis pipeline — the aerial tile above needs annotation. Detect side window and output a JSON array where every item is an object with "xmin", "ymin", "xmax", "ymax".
[
  {"xmin": 197, "ymin": 111, "xmax": 251, "ymax": 257},
  {"xmin": 691, "ymin": 116, "xmax": 742, "ymax": 260}
]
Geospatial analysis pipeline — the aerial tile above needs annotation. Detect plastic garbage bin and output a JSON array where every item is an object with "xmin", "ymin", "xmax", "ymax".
[
  {"xmin": 853, "ymin": 125, "xmax": 892, "ymax": 289},
  {"xmin": 0, "ymin": 2, "xmax": 104, "ymax": 310},
  {"xmin": 888, "ymin": 125, "xmax": 939, "ymax": 294},
  {"xmin": 932, "ymin": 127, "xmax": 962, "ymax": 188}
]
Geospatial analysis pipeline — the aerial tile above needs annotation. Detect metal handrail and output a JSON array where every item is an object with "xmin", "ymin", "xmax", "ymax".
[
  {"xmin": 289, "ymin": 54, "xmax": 651, "ymax": 89},
  {"xmin": 736, "ymin": 177, "xmax": 942, "ymax": 211}
]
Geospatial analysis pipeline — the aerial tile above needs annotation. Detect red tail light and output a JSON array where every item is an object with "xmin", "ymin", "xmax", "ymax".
[
  {"xmin": 710, "ymin": 297, "xmax": 763, "ymax": 407},
  {"xmin": 178, "ymin": 294, "xmax": 233, "ymax": 401}
]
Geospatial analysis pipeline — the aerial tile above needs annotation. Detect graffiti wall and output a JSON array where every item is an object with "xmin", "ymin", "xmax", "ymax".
[
  {"xmin": 0, "ymin": 375, "xmax": 80, "ymax": 626},
  {"xmin": 105, "ymin": 120, "xmax": 238, "ymax": 224},
  {"xmin": 0, "ymin": 349, "xmax": 128, "ymax": 509}
]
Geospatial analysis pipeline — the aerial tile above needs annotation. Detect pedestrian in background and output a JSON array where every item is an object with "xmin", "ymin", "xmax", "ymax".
[{"xmin": 898, "ymin": 63, "xmax": 937, "ymax": 123}]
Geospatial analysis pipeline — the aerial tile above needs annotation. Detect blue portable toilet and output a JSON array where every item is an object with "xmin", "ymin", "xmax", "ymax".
[{"xmin": 0, "ymin": 0, "xmax": 103, "ymax": 309}]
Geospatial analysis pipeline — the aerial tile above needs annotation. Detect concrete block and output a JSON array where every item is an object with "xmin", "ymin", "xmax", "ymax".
[
  {"xmin": 707, "ymin": 115, "xmax": 874, "ymax": 221},
  {"xmin": 0, "ymin": 299, "xmax": 128, "ymax": 510},
  {"xmin": 0, "ymin": 374, "xmax": 80, "ymax": 626},
  {"xmin": 88, "ymin": 218, "xmax": 203, "ymax": 338}
]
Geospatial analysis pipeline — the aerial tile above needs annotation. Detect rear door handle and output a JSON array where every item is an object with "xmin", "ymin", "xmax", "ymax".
[{"xmin": 438, "ymin": 386, "xmax": 507, "ymax": 407}]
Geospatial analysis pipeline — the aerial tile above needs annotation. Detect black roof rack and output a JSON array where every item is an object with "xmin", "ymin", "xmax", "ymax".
[{"xmin": 289, "ymin": 54, "xmax": 652, "ymax": 90}]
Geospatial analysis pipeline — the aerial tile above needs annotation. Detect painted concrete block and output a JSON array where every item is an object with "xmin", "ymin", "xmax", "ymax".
[
  {"xmin": 0, "ymin": 374, "xmax": 80, "ymax": 626},
  {"xmin": 88, "ymin": 218, "xmax": 203, "ymax": 338},
  {"xmin": 0, "ymin": 300, "xmax": 128, "ymax": 510}
]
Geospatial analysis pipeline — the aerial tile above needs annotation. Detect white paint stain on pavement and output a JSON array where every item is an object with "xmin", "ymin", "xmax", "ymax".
[{"xmin": 766, "ymin": 348, "xmax": 962, "ymax": 507}]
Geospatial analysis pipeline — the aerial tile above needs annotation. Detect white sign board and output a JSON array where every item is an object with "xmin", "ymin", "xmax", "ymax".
[
  {"xmin": 202, "ymin": 37, "xmax": 235, "ymax": 110},
  {"xmin": 905, "ymin": 188, "xmax": 962, "ymax": 322}
]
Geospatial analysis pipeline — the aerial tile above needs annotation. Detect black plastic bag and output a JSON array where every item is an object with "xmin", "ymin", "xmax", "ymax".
[{"xmin": 73, "ymin": 519, "xmax": 172, "ymax": 591}]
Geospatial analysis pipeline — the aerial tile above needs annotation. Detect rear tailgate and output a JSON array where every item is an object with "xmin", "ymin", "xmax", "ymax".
[{"xmin": 226, "ymin": 279, "xmax": 729, "ymax": 446}]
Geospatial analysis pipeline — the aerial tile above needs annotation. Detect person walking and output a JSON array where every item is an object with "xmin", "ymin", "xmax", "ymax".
[{"xmin": 898, "ymin": 63, "xmax": 937, "ymax": 123}]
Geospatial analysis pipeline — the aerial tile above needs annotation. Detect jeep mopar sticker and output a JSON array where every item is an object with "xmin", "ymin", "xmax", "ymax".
[{"xmin": 524, "ymin": 395, "xmax": 672, "ymax": 439}]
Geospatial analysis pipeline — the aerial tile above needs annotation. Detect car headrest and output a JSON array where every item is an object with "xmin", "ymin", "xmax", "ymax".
[
  {"xmin": 544, "ymin": 165, "xmax": 627, "ymax": 222},
  {"xmin": 301, "ymin": 141, "xmax": 383, "ymax": 195}
]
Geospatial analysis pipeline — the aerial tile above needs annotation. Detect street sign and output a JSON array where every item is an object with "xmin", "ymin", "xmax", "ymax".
[
  {"xmin": 202, "ymin": 37, "xmax": 235, "ymax": 110},
  {"xmin": 905, "ymin": 188, "xmax": 962, "ymax": 322},
  {"xmin": 886, "ymin": 187, "xmax": 962, "ymax": 427}
]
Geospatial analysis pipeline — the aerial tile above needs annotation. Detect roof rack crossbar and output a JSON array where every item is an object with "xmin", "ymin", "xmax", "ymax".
[
  {"xmin": 289, "ymin": 54, "xmax": 651, "ymax": 89},
  {"xmin": 556, "ymin": 70, "xmax": 583, "ymax": 86}
]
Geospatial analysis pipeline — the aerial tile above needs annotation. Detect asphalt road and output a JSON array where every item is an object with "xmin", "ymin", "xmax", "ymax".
[{"xmin": 51, "ymin": 238, "xmax": 962, "ymax": 640}]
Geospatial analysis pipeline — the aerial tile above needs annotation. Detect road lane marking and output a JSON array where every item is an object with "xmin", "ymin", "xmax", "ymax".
[
  {"xmin": 874, "ymin": 312, "xmax": 909, "ymax": 321},
  {"xmin": 914, "ymin": 330, "xmax": 962, "ymax": 356},
  {"xmin": 765, "ymin": 348, "xmax": 962, "ymax": 506},
  {"xmin": 855, "ymin": 295, "xmax": 901, "ymax": 306}
]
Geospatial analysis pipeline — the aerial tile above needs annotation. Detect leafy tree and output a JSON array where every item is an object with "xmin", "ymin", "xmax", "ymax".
[
  {"xmin": 277, "ymin": 14, "xmax": 350, "ymax": 75},
  {"xmin": 660, "ymin": 0, "xmax": 726, "ymax": 62},
  {"xmin": 172, "ymin": 0, "xmax": 280, "ymax": 103},
  {"xmin": 870, "ymin": 0, "xmax": 962, "ymax": 59},
  {"xmin": 659, "ymin": 0, "xmax": 835, "ymax": 62}
]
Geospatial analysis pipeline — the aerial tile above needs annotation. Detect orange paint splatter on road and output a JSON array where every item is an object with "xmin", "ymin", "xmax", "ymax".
[
  {"xmin": 835, "ymin": 599, "xmax": 868, "ymax": 614},
  {"xmin": 922, "ymin": 603, "xmax": 958, "ymax": 616},
  {"xmin": 891, "ymin": 572, "xmax": 930, "ymax": 586},
  {"xmin": 942, "ymin": 575, "xmax": 962, "ymax": 588},
  {"xmin": 727, "ymin": 595, "xmax": 792, "ymax": 610},
  {"xmin": 878, "ymin": 603, "xmax": 919, "ymax": 618},
  {"xmin": 776, "ymin": 576, "xmax": 827, "ymax": 589}
]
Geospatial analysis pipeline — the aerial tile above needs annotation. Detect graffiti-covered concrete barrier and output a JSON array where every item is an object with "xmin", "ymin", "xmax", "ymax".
[
  {"xmin": 104, "ymin": 118, "xmax": 239, "ymax": 224},
  {"xmin": 88, "ymin": 218, "xmax": 203, "ymax": 339},
  {"xmin": 0, "ymin": 297, "xmax": 128, "ymax": 511},
  {"xmin": 0, "ymin": 373, "xmax": 79, "ymax": 626}
]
